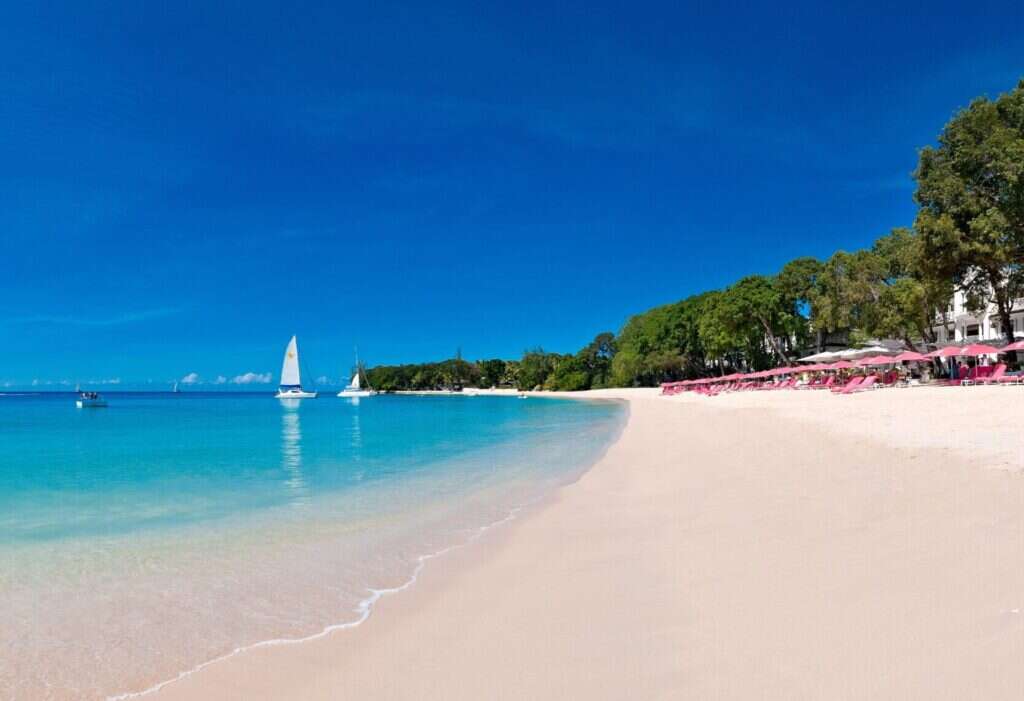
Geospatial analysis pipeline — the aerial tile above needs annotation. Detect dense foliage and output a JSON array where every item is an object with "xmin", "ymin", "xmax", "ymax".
[
  {"xmin": 368, "ymin": 80, "xmax": 1023, "ymax": 390},
  {"xmin": 367, "ymin": 358, "xmax": 518, "ymax": 392},
  {"xmin": 915, "ymin": 79, "xmax": 1024, "ymax": 345}
]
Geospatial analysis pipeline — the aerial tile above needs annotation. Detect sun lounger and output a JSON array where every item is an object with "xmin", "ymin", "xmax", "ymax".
[
  {"xmin": 848, "ymin": 375, "xmax": 878, "ymax": 392},
  {"xmin": 979, "ymin": 364, "xmax": 1007, "ymax": 385},
  {"xmin": 832, "ymin": 376, "xmax": 864, "ymax": 393}
]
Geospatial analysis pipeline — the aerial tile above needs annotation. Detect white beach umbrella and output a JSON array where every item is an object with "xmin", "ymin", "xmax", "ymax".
[
  {"xmin": 836, "ymin": 346, "xmax": 893, "ymax": 360},
  {"xmin": 798, "ymin": 351, "xmax": 839, "ymax": 362}
]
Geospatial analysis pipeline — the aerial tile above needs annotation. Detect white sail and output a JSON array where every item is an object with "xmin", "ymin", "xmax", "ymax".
[
  {"xmin": 348, "ymin": 372, "xmax": 361, "ymax": 390},
  {"xmin": 280, "ymin": 336, "xmax": 302, "ymax": 387}
]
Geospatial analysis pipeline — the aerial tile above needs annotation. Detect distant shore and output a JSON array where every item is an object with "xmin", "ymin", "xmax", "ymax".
[
  {"xmin": 155, "ymin": 385, "xmax": 1024, "ymax": 700},
  {"xmin": 392, "ymin": 388, "xmax": 523, "ymax": 396}
]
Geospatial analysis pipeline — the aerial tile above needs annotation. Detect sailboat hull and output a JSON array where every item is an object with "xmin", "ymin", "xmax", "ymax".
[
  {"xmin": 337, "ymin": 389, "xmax": 374, "ymax": 397},
  {"xmin": 275, "ymin": 389, "xmax": 318, "ymax": 399}
]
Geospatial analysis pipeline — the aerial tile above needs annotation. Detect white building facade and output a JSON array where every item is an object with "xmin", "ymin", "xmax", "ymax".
[{"xmin": 931, "ymin": 289, "xmax": 1024, "ymax": 344}]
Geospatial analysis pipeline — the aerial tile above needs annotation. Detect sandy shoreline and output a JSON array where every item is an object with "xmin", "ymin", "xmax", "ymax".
[{"xmin": 152, "ymin": 386, "xmax": 1024, "ymax": 700}]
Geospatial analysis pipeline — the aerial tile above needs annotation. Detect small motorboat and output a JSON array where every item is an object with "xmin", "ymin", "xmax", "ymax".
[{"xmin": 76, "ymin": 391, "xmax": 107, "ymax": 408}]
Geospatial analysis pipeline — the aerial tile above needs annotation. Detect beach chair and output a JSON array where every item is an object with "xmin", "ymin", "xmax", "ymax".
[
  {"xmin": 951, "ymin": 366, "xmax": 969, "ymax": 386},
  {"xmin": 963, "ymin": 366, "xmax": 988, "ymax": 386},
  {"xmin": 815, "ymin": 375, "xmax": 835, "ymax": 390},
  {"xmin": 832, "ymin": 376, "xmax": 863, "ymax": 393},
  {"xmin": 846, "ymin": 375, "xmax": 877, "ymax": 393},
  {"xmin": 999, "ymin": 372, "xmax": 1024, "ymax": 385},
  {"xmin": 979, "ymin": 364, "xmax": 1007, "ymax": 385}
]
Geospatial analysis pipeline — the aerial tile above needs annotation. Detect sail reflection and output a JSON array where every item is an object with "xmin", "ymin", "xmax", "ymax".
[
  {"xmin": 350, "ymin": 408, "xmax": 362, "ymax": 451},
  {"xmin": 280, "ymin": 407, "xmax": 309, "ymax": 507}
]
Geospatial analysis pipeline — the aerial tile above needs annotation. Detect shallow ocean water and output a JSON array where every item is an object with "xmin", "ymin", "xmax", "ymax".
[{"xmin": 0, "ymin": 392, "xmax": 624, "ymax": 699}]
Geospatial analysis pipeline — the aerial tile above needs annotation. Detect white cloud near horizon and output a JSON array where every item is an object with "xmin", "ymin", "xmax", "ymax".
[
  {"xmin": 232, "ymin": 372, "xmax": 272, "ymax": 385},
  {"xmin": 214, "ymin": 375, "xmax": 227, "ymax": 384},
  {"xmin": 180, "ymin": 372, "xmax": 200, "ymax": 384}
]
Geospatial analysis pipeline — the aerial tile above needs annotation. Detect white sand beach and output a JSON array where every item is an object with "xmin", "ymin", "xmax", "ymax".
[{"xmin": 153, "ymin": 386, "xmax": 1024, "ymax": 700}]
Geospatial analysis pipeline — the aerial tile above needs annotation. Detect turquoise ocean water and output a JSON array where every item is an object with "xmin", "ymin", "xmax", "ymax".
[{"xmin": 0, "ymin": 392, "xmax": 624, "ymax": 699}]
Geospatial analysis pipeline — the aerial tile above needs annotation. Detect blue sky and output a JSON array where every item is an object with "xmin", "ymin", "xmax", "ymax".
[{"xmin": 2, "ymin": 1, "xmax": 1022, "ymax": 388}]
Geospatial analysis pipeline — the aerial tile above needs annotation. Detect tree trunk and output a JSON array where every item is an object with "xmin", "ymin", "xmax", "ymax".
[
  {"xmin": 997, "ymin": 297, "xmax": 1015, "ymax": 346},
  {"xmin": 757, "ymin": 315, "xmax": 791, "ymax": 364},
  {"xmin": 993, "ymin": 286, "xmax": 1017, "ymax": 366}
]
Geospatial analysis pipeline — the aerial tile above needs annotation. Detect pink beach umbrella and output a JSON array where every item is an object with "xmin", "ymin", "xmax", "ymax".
[
  {"xmin": 829, "ymin": 360, "xmax": 854, "ymax": 370},
  {"xmin": 927, "ymin": 346, "xmax": 964, "ymax": 359},
  {"xmin": 893, "ymin": 351, "xmax": 929, "ymax": 362},
  {"xmin": 1000, "ymin": 340, "xmax": 1024, "ymax": 353},
  {"xmin": 960, "ymin": 343, "xmax": 999, "ymax": 356}
]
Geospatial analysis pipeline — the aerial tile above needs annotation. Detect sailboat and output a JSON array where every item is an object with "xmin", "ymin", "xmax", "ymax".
[
  {"xmin": 337, "ymin": 369, "xmax": 375, "ymax": 398},
  {"xmin": 337, "ymin": 353, "xmax": 376, "ymax": 398},
  {"xmin": 172, "ymin": 381, "xmax": 180, "ymax": 393},
  {"xmin": 276, "ymin": 335, "xmax": 317, "ymax": 399}
]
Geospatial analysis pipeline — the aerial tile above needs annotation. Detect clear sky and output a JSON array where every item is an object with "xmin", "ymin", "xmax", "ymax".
[{"xmin": 2, "ymin": 1, "xmax": 1022, "ymax": 388}]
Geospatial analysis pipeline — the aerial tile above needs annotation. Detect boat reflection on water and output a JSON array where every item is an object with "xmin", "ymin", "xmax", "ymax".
[
  {"xmin": 350, "ymin": 406, "xmax": 362, "ymax": 451},
  {"xmin": 280, "ymin": 403, "xmax": 309, "ymax": 507}
]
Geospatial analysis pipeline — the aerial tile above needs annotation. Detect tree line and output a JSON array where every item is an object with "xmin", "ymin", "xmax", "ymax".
[{"xmin": 369, "ymin": 80, "xmax": 1024, "ymax": 391}]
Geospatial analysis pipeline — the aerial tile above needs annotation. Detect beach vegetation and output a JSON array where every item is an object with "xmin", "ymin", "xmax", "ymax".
[{"xmin": 914, "ymin": 79, "xmax": 1024, "ymax": 345}]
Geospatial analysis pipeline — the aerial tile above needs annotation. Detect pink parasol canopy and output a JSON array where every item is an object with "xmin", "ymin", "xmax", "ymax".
[
  {"xmin": 960, "ymin": 343, "xmax": 999, "ymax": 356},
  {"xmin": 1001, "ymin": 340, "xmax": 1024, "ymax": 352},
  {"xmin": 828, "ymin": 360, "xmax": 854, "ymax": 369},
  {"xmin": 893, "ymin": 351, "xmax": 929, "ymax": 362},
  {"xmin": 927, "ymin": 346, "xmax": 964, "ymax": 359}
]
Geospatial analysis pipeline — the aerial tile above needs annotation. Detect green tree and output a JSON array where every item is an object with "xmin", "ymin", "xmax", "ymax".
[
  {"xmin": 609, "ymin": 347, "xmax": 645, "ymax": 387},
  {"xmin": 726, "ymin": 275, "xmax": 794, "ymax": 364},
  {"xmin": 545, "ymin": 355, "xmax": 591, "ymax": 391},
  {"xmin": 518, "ymin": 348, "xmax": 559, "ymax": 390},
  {"xmin": 501, "ymin": 360, "xmax": 520, "ymax": 388},
  {"xmin": 915, "ymin": 79, "xmax": 1024, "ymax": 345},
  {"xmin": 697, "ymin": 290, "xmax": 748, "ymax": 372},
  {"xmin": 477, "ymin": 359, "xmax": 507, "ymax": 388},
  {"xmin": 576, "ymin": 331, "xmax": 616, "ymax": 388},
  {"xmin": 812, "ymin": 251, "xmax": 868, "ymax": 339},
  {"xmin": 778, "ymin": 256, "xmax": 823, "ymax": 350},
  {"xmin": 611, "ymin": 293, "xmax": 713, "ymax": 385},
  {"xmin": 866, "ymin": 227, "xmax": 952, "ymax": 349}
]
